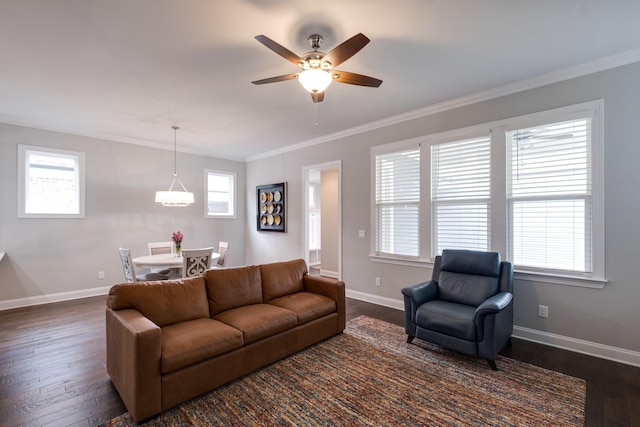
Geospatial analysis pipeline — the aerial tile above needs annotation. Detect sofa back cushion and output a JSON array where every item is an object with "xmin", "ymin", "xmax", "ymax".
[
  {"xmin": 205, "ymin": 265, "xmax": 263, "ymax": 316},
  {"xmin": 438, "ymin": 250, "xmax": 500, "ymax": 307},
  {"xmin": 107, "ymin": 277, "xmax": 209, "ymax": 327},
  {"xmin": 260, "ymin": 259, "xmax": 308, "ymax": 302}
]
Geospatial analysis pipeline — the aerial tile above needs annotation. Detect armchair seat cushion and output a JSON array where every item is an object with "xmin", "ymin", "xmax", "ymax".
[{"xmin": 416, "ymin": 300, "xmax": 477, "ymax": 341}]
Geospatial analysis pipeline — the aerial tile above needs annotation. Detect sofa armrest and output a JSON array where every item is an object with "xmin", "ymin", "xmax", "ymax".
[
  {"xmin": 106, "ymin": 308, "xmax": 162, "ymax": 422},
  {"xmin": 303, "ymin": 275, "xmax": 346, "ymax": 332}
]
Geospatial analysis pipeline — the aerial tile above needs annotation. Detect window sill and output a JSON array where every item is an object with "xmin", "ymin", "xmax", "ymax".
[
  {"xmin": 514, "ymin": 270, "xmax": 606, "ymax": 289},
  {"xmin": 369, "ymin": 255, "xmax": 434, "ymax": 269}
]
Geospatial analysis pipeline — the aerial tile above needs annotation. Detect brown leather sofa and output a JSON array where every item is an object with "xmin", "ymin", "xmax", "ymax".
[{"xmin": 106, "ymin": 259, "xmax": 345, "ymax": 422}]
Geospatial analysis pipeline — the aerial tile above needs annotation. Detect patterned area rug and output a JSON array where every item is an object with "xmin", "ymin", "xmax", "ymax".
[{"xmin": 105, "ymin": 316, "xmax": 585, "ymax": 426}]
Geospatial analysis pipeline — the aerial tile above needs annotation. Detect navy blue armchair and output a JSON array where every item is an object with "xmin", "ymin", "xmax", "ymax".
[{"xmin": 401, "ymin": 249, "xmax": 513, "ymax": 370}]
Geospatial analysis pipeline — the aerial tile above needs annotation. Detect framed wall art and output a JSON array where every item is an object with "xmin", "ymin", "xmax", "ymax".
[{"xmin": 257, "ymin": 182, "xmax": 286, "ymax": 232}]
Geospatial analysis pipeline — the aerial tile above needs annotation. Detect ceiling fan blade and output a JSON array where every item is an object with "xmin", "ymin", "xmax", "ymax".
[
  {"xmin": 251, "ymin": 73, "xmax": 299, "ymax": 85},
  {"xmin": 332, "ymin": 71, "xmax": 382, "ymax": 87},
  {"xmin": 322, "ymin": 33, "xmax": 370, "ymax": 68},
  {"xmin": 255, "ymin": 35, "xmax": 302, "ymax": 65},
  {"xmin": 311, "ymin": 91, "xmax": 325, "ymax": 103}
]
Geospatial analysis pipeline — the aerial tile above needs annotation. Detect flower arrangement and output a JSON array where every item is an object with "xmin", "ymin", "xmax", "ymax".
[
  {"xmin": 172, "ymin": 231, "xmax": 183, "ymax": 244},
  {"xmin": 172, "ymin": 231, "xmax": 183, "ymax": 256}
]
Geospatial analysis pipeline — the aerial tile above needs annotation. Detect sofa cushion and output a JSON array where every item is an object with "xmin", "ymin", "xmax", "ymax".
[
  {"xmin": 260, "ymin": 259, "xmax": 308, "ymax": 302},
  {"xmin": 268, "ymin": 292, "xmax": 336, "ymax": 325},
  {"xmin": 107, "ymin": 278, "xmax": 209, "ymax": 327},
  {"xmin": 213, "ymin": 304, "xmax": 297, "ymax": 345},
  {"xmin": 205, "ymin": 265, "xmax": 263, "ymax": 316},
  {"xmin": 161, "ymin": 318, "xmax": 243, "ymax": 374}
]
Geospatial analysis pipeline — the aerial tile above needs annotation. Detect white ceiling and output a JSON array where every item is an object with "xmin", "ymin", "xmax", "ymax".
[{"xmin": 2, "ymin": 1, "xmax": 640, "ymax": 161}]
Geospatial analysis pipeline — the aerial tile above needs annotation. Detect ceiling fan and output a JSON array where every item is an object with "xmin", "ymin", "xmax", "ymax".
[{"xmin": 251, "ymin": 33, "xmax": 382, "ymax": 103}]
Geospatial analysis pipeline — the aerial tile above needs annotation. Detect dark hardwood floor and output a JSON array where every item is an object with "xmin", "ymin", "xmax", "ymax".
[{"xmin": 0, "ymin": 296, "xmax": 638, "ymax": 426}]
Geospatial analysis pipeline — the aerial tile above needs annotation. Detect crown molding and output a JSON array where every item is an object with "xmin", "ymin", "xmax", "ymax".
[{"xmin": 246, "ymin": 48, "xmax": 640, "ymax": 162}]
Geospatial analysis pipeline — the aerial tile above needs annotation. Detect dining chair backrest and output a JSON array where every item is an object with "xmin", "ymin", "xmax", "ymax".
[
  {"xmin": 118, "ymin": 248, "xmax": 137, "ymax": 282},
  {"xmin": 148, "ymin": 241, "xmax": 174, "ymax": 255},
  {"xmin": 182, "ymin": 247, "xmax": 214, "ymax": 278},
  {"xmin": 216, "ymin": 241, "xmax": 229, "ymax": 267}
]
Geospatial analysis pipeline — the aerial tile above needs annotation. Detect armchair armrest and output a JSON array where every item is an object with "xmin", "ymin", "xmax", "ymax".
[
  {"xmin": 106, "ymin": 308, "xmax": 162, "ymax": 422},
  {"xmin": 401, "ymin": 281, "xmax": 438, "ymax": 327},
  {"xmin": 401, "ymin": 281, "xmax": 438, "ymax": 307},
  {"xmin": 475, "ymin": 292, "xmax": 513, "ymax": 318},
  {"xmin": 303, "ymin": 275, "xmax": 346, "ymax": 332}
]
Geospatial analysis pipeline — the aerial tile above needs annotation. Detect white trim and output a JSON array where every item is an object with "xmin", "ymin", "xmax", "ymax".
[
  {"xmin": 346, "ymin": 290, "xmax": 640, "ymax": 368},
  {"xmin": 319, "ymin": 269, "xmax": 339, "ymax": 279},
  {"xmin": 0, "ymin": 286, "xmax": 111, "ymax": 311},
  {"xmin": 204, "ymin": 169, "xmax": 237, "ymax": 219},
  {"xmin": 346, "ymin": 289, "xmax": 404, "ymax": 311},
  {"xmin": 18, "ymin": 144, "xmax": 86, "ymax": 219},
  {"xmin": 513, "ymin": 326, "xmax": 640, "ymax": 368},
  {"xmin": 302, "ymin": 161, "xmax": 343, "ymax": 281},
  {"xmin": 247, "ymin": 48, "xmax": 640, "ymax": 162}
]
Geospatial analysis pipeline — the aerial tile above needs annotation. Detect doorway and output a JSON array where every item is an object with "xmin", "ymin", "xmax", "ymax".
[{"xmin": 302, "ymin": 161, "xmax": 341, "ymax": 280}]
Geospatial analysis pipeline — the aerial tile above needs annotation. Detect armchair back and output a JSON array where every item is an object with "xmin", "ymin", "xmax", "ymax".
[{"xmin": 437, "ymin": 250, "xmax": 501, "ymax": 306}]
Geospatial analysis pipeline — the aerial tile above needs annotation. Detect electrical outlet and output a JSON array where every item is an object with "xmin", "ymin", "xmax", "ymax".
[
  {"xmin": 375, "ymin": 277, "xmax": 381, "ymax": 287},
  {"xmin": 358, "ymin": 229, "xmax": 366, "ymax": 238},
  {"xmin": 538, "ymin": 305, "xmax": 548, "ymax": 318},
  {"xmin": 98, "ymin": 271, "xmax": 105, "ymax": 279}
]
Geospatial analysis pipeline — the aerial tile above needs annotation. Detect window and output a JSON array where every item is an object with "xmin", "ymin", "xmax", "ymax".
[
  {"xmin": 205, "ymin": 169, "xmax": 236, "ymax": 218},
  {"xmin": 371, "ymin": 100, "xmax": 604, "ymax": 286},
  {"xmin": 431, "ymin": 135, "xmax": 491, "ymax": 255},
  {"xmin": 373, "ymin": 144, "xmax": 420, "ymax": 258},
  {"xmin": 507, "ymin": 118, "xmax": 592, "ymax": 274},
  {"xmin": 18, "ymin": 145, "xmax": 85, "ymax": 218}
]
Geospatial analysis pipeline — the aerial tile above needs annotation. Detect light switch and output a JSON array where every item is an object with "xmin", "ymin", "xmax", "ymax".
[{"xmin": 358, "ymin": 229, "xmax": 366, "ymax": 238}]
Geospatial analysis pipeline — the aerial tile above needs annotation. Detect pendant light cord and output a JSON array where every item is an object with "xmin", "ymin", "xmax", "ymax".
[{"xmin": 172, "ymin": 125, "xmax": 179, "ymax": 177}]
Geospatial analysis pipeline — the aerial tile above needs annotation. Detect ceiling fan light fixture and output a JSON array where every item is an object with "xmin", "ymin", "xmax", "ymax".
[
  {"xmin": 155, "ymin": 126, "xmax": 194, "ymax": 207},
  {"xmin": 298, "ymin": 68, "xmax": 332, "ymax": 93}
]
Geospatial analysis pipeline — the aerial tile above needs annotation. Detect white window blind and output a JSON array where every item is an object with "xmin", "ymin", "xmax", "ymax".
[
  {"xmin": 431, "ymin": 136, "xmax": 491, "ymax": 255},
  {"xmin": 205, "ymin": 170, "xmax": 236, "ymax": 218},
  {"xmin": 507, "ymin": 118, "xmax": 592, "ymax": 273},
  {"xmin": 18, "ymin": 145, "xmax": 85, "ymax": 218},
  {"xmin": 375, "ymin": 147, "xmax": 420, "ymax": 257}
]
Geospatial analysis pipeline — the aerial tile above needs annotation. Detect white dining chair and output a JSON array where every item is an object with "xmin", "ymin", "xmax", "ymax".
[
  {"xmin": 147, "ymin": 241, "xmax": 174, "ymax": 255},
  {"xmin": 212, "ymin": 241, "xmax": 228, "ymax": 268},
  {"xmin": 118, "ymin": 248, "xmax": 170, "ymax": 282},
  {"xmin": 181, "ymin": 247, "xmax": 214, "ymax": 278},
  {"xmin": 147, "ymin": 241, "xmax": 174, "ymax": 274}
]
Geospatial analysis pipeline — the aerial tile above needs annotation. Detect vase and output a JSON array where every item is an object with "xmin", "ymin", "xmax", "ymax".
[{"xmin": 175, "ymin": 243, "xmax": 181, "ymax": 257}]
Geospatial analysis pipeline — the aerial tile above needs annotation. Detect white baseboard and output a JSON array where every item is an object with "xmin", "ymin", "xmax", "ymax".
[
  {"xmin": 346, "ymin": 289, "xmax": 405, "ymax": 311},
  {"xmin": 347, "ymin": 289, "xmax": 640, "ymax": 368},
  {"xmin": 512, "ymin": 325, "xmax": 640, "ymax": 368},
  {"xmin": 0, "ymin": 286, "xmax": 111, "ymax": 311},
  {"xmin": 319, "ymin": 269, "xmax": 340, "ymax": 279}
]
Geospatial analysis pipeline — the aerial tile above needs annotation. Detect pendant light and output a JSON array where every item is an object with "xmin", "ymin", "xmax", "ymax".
[{"xmin": 155, "ymin": 125, "xmax": 194, "ymax": 207}]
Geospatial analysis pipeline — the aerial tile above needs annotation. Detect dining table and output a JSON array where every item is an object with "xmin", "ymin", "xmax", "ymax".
[{"xmin": 133, "ymin": 252, "xmax": 220, "ymax": 278}]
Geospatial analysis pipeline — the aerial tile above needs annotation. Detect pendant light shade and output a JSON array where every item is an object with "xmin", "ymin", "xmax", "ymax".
[{"xmin": 155, "ymin": 126, "xmax": 194, "ymax": 207}]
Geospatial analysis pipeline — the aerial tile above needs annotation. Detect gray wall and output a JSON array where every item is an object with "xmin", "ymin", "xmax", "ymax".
[
  {"xmin": 0, "ymin": 124, "xmax": 245, "ymax": 304},
  {"xmin": 246, "ymin": 62, "xmax": 640, "ymax": 359}
]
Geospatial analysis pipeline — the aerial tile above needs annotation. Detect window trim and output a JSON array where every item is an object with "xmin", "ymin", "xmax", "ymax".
[
  {"xmin": 370, "ymin": 100, "xmax": 606, "ymax": 288},
  {"xmin": 17, "ymin": 144, "xmax": 86, "ymax": 219},
  {"xmin": 204, "ymin": 169, "xmax": 236, "ymax": 219}
]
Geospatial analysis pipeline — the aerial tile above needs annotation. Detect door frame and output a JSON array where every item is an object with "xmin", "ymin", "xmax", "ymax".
[{"xmin": 302, "ymin": 160, "xmax": 342, "ymax": 280}]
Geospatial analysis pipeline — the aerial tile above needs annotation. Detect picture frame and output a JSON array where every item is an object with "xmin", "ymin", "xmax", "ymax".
[{"xmin": 257, "ymin": 182, "xmax": 286, "ymax": 232}]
